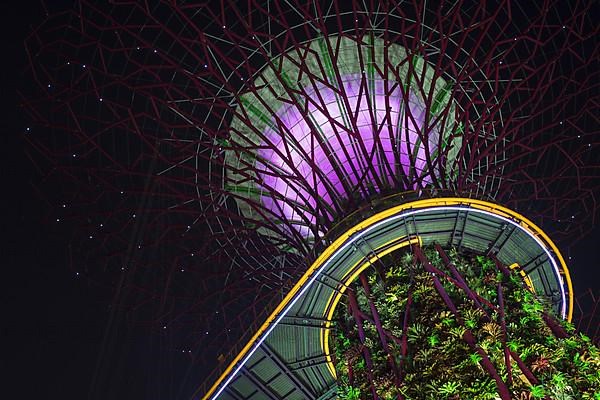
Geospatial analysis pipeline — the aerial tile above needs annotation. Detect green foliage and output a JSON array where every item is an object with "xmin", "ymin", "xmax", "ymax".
[
  {"xmin": 407, "ymin": 323, "xmax": 427, "ymax": 343},
  {"xmin": 338, "ymin": 331, "xmax": 351, "ymax": 349},
  {"xmin": 530, "ymin": 384, "xmax": 545, "ymax": 398},
  {"xmin": 385, "ymin": 265, "xmax": 407, "ymax": 280},
  {"xmin": 508, "ymin": 339, "xmax": 520, "ymax": 352},
  {"xmin": 339, "ymin": 385, "xmax": 360, "ymax": 400},
  {"xmin": 476, "ymin": 255, "xmax": 494, "ymax": 271},
  {"xmin": 469, "ymin": 352, "xmax": 483, "ymax": 365},
  {"xmin": 355, "ymin": 358, "xmax": 365, "ymax": 371},
  {"xmin": 332, "ymin": 246, "xmax": 600, "ymax": 399},
  {"xmin": 427, "ymin": 333, "xmax": 440, "ymax": 347},
  {"xmin": 438, "ymin": 380, "xmax": 461, "ymax": 396}
]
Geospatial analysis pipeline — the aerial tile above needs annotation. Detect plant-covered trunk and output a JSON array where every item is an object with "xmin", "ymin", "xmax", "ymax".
[{"xmin": 332, "ymin": 246, "xmax": 600, "ymax": 399}]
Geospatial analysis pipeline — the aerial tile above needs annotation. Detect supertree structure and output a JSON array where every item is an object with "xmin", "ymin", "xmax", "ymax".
[{"xmin": 23, "ymin": 0, "xmax": 600, "ymax": 399}]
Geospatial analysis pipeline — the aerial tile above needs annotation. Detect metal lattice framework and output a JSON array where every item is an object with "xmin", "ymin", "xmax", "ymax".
[{"xmin": 23, "ymin": 0, "xmax": 599, "ymax": 397}]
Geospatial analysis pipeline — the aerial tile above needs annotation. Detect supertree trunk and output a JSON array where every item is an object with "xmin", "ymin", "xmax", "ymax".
[{"xmin": 332, "ymin": 245, "xmax": 600, "ymax": 399}]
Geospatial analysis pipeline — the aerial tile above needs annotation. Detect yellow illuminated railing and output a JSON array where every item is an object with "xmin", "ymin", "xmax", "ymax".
[
  {"xmin": 320, "ymin": 236, "xmax": 421, "ymax": 378},
  {"xmin": 201, "ymin": 197, "xmax": 573, "ymax": 400},
  {"xmin": 509, "ymin": 263, "xmax": 535, "ymax": 293}
]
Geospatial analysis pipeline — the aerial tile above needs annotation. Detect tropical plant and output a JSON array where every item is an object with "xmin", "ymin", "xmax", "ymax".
[{"xmin": 332, "ymin": 246, "xmax": 600, "ymax": 399}]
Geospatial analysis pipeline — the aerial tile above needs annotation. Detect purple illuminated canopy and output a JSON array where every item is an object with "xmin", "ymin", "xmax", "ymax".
[
  {"xmin": 256, "ymin": 74, "xmax": 443, "ymax": 237},
  {"xmin": 226, "ymin": 36, "xmax": 460, "ymax": 238}
]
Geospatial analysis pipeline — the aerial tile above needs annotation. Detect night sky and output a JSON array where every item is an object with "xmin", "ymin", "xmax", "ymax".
[
  {"xmin": 2, "ymin": 2, "xmax": 599, "ymax": 399},
  {"xmin": 3, "ymin": 3, "xmax": 117, "ymax": 398}
]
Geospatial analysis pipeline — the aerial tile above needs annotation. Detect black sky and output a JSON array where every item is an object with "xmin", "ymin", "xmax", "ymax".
[{"xmin": 2, "ymin": 3, "xmax": 106, "ymax": 398}]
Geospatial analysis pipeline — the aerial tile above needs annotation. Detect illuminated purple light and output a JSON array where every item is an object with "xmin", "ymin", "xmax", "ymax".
[{"xmin": 256, "ymin": 74, "xmax": 441, "ymax": 236}]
